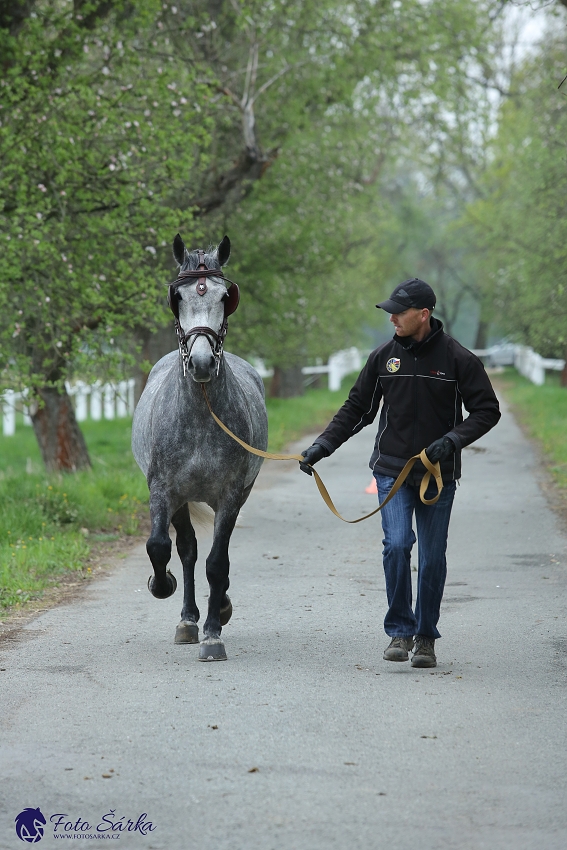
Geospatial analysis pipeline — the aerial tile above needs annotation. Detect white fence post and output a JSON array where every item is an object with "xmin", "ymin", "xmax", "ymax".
[
  {"xmin": 74, "ymin": 381, "xmax": 89, "ymax": 422},
  {"xmin": 530, "ymin": 351, "xmax": 545, "ymax": 386},
  {"xmin": 127, "ymin": 378, "xmax": 135, "ymax": 415},
  {"xmin": 103, "ymin": 383, "xmax": 115, "ymax": 420},
  {"xmin": 90, "ymin": 382, "xmax": 102, "ymax": 421},
  {"xmin": 116, "ymin": 381, "xmax": 128, "ymax": 418},
  {"xmin": 2, "ymin": 390, "xmax": 16, "ymax": 437},
  {"xmin": 327, "ymin": 347, "xmax": 363, "ymax": 391}
]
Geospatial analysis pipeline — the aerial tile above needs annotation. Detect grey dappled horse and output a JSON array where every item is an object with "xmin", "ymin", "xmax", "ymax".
[{"xmin": 132, "ymin": 235, "xmax": 268, "ymax": 661}]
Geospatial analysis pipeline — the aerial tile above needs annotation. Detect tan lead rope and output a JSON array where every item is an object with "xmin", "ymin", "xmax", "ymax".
[{"xmin": 201, "ymin": 385, "xmax": 443, "ymax": 523}]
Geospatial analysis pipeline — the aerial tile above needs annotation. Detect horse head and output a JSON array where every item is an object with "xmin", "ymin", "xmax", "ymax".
[{"xmin": 170, "ymin": 234, "xmax": 238, "ymax": 383}]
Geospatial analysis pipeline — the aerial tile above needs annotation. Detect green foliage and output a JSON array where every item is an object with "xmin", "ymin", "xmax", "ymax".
[
  {"xmin": 466, "ymin": 33, "xmax": 567, "ymax": 358},
  {"xmin": 0, "ymin": 0, "xmax": 507, "ymax": 402},
  {"xmin": 225, "ymin": 121, "xmax": 393, "ymax": 366},
  {"xmin": 212, "ymin": 0, "xmax": 505, "ymax": 365},
  {"xmin": 0, "ymin": 0, "xmax": 209, "ymax": 392}
]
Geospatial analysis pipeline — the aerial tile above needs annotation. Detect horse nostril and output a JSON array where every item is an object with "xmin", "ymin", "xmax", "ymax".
[{"xmin": 188, "ymin": 353, "xmax": 216, "ymax": 381}]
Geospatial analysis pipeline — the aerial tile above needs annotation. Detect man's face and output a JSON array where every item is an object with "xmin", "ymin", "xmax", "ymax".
[{"xmin": 389, "ymin": 307, "xmax": 430, "ymax": 338}]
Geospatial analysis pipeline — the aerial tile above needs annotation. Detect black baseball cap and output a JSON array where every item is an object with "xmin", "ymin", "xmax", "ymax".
[{"xmin": 377, "ymin": 278, "xmax": 436, "ymax": 313}]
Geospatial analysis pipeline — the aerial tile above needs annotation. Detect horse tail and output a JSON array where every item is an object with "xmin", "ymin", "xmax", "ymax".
[
  {"xmin": 187, "ymin": 502, "xmax": 215, "ymax": 529},
  {"xmin": 187, "ymin": 501, "xmax": 246, "ymax": 529}
]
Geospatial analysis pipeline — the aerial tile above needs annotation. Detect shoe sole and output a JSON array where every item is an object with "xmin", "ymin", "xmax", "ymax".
[
  {"xmin": 411, "ymin": 656, "xmax": 437, "ymax": 668},
  {"xmin": 383, "ymin": 652, "xmax": 409, "ymax": 662}
]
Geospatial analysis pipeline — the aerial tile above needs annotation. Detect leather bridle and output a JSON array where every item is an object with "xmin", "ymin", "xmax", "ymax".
[{"xmin": 167, "ymin": 250, "xmax": 240, "ymax": 377}]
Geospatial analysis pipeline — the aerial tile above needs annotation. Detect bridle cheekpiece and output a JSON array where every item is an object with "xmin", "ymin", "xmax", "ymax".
[{"xmin": 167, "ymin": 250, "xmax": 240, "ymax": 377}]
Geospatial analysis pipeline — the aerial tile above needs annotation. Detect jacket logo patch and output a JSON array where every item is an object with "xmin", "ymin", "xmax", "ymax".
[
  {"xmin": 430, "ymin": 370, "xmax": 446, "ymax": 376},
  {"xmin": 386, "ymin": 358, "xmax": 401, "ymax": 373}
]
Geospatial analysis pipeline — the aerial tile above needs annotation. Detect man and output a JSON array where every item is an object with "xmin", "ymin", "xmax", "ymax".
[{"xmin": 299, "ymin": 278, "xmax": 500, "ymax": 668}]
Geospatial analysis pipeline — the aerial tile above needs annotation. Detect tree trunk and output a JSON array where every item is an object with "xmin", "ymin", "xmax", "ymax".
[
  {"xmin": 133, "ymin": 323, "xmax": 178, "ymax": 405},
  {"xmin": 269, "ymin": 366, "xmax": 304, "ymax": 398},
  {"xmin": 31, "ymin": 385, "xmax": 91, "ymax": 472},
  {"xmin": 561, "ymin": 344, "xmax": 567, "ymax": 388},
  {"xmin": 474, "ymin": 319, "xmax": 488, "ymax": 351}
]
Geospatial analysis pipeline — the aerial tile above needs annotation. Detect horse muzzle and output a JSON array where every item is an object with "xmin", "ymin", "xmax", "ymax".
[
  {"xmin": 177, "ymin": 324, "xmax": 225, "ymax": 382},
  {"xmin": 188, "ymin": 350, "xmax": 217, "ymax": 383}
]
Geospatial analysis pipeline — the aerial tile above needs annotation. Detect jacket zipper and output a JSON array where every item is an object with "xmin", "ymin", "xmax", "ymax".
[{"xmin": 412, "ymin": 354, "xmax": 418, "ymax": 456}]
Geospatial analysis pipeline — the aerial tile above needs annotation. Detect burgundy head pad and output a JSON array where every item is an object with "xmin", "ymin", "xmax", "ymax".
[
  {"xmin": 168, "ymin": 247, "xmax": 240, "ymax": 321},
  {"xmin": 224, "ymin": 283, "xmax": 240, "ymax": 317},
  {"xmin": 167, "ymin": 284, "xmax": 180, "ymax": 320}
]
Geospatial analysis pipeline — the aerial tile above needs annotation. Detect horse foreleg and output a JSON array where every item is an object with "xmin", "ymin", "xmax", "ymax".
[
  {"xmin": 199, "ymin": 504, "xmax": 239, "ymax": 662},
  {"xmin": 171, "ymin": 503, "xmax": 200, "ymax": 644},
  {"xmin": 146, "ymin": 491, "xmax": 177, "ymax": 599}
]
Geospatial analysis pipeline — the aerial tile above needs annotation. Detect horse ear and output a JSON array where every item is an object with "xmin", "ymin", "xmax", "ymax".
[
  {"xmin": 173, "ymin": 233, "xmax": 186, "ymax": 266},
  {"xmin": 217, "ymin": 235, "xmax": 231, "ymax": 267}
]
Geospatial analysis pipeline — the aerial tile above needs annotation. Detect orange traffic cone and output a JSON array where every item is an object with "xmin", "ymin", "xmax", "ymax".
[{"xmin": 365, "ymin": 478, "xmax": 377, "ymax": 495}]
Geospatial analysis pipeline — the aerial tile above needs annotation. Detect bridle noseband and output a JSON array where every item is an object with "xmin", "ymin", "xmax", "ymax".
[{"xmin": 167, "ymin": 250, "xmax": 240, "ymax": 377}]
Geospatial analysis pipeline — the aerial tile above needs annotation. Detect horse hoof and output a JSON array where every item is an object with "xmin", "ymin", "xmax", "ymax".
[
  {"xmin": 198, "ymin": 638, "xmax": 227, "ymax": 662},
  {"xmin": 220, "ymin": 595, "xmax": 233, "ymax": 626},
  {"xmin": 174, "ymin": 621, "xmax": 199, "ymax": 644},
  {"xmin": 147, "ymin": 570, "xmax": 177, "ymax": 599}
]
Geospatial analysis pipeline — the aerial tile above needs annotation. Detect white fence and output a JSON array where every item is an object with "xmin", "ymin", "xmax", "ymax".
[
  {"xmin": 252, "ymin": 347, "xmax": 364, "ymax": 392},
  {"xmin": 473, "ymin": 343, "xmax": 565, "ymax": 386},
  {"xmin": 2, "ymin": 343, "xmax": 564, "ymax": 437},
  {"xmin": 512, "ymin": 346, "xmax": 565, "ymax": 387},
  {"xmin": 1, "ymin": 379, "xmax": 136, "ymax": 437}
]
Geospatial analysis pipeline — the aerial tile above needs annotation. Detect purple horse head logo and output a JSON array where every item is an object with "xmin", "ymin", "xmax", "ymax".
[{"xmin": 15, "ymin": 808, "xmax": 46, "ymax": 843}]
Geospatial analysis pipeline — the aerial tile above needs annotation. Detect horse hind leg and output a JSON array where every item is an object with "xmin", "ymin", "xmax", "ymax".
[
  {"xmin": 146, "ymin": 494, "xmax": 177, "ymax": 599},
  {"xmin": 172, "ymin": 503, "xmax": 200, "ymax": 645},
  {"xmin": 214, "ymin": 482, "xmax": 257, "ymax": 630}
]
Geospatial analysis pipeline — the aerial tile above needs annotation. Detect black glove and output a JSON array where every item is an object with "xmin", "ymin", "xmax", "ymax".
[
  {"xmin": 299, "ymin": 443, "xmax": 329, "ymax": 475},
  {"xmin": 425, "ymin": 436, "xmax": 455, "ymax": 464}
]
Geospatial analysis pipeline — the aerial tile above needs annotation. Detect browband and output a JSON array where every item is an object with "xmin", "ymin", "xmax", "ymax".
[{"xmin": 170, "ymin": 268, "xmax": 239, "ymax": 288}]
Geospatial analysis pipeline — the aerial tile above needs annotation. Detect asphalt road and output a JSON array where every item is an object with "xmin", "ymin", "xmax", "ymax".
[{"xmin": 1, "ymin": 394, "xmax": 567, "ymax": 850}]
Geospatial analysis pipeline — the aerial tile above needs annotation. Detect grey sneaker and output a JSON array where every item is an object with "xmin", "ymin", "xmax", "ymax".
[
  {"xmin": 383, "ymin": 636, "xmax": 415, "ymax": 662},
  {"xmin": 411, "ymin": 636, "xmax": 437, "ymax": 668}
]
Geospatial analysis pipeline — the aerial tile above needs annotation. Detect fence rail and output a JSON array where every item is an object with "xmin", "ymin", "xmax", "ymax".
[
  {"xmin": 1, "ymin": 379, "xmax": 136, "ymax": 437},
  {"xmin": 252, "ymin": 347, "xmax": 364, "ymax": 392},
  {"xmin": 2, "ymin": 344, "xmax": 564, "ymax": 437},
  {"xmin": 472, "ymin": 344, "xmax": 565, "ymax": 386}
]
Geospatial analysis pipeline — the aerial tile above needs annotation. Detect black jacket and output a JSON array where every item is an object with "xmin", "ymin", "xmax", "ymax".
[{"xmin": 315, "ymin": 319, "xmax": 501, "ymax": 483}]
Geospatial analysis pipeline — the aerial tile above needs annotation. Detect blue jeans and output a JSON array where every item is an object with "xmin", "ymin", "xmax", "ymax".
[{"xmin": 375, "ymin": 474, "xmax": 457, "ymax": 640}]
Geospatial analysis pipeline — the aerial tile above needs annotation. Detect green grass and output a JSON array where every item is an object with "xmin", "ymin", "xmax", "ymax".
[
  {"xmin": 265, "ymin": 378, "xmax": 355, "ymax": 452},
  {"xmin": 497, "ymin": 368, "xmax": 567, "ymax": 492},
  {"xmin": 0, "ymin": 417, "xmax": 148, "ymax": 609},
  {"xmin": 0, "ymin": 376, "xmax": 355, "ymax": 610}
]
